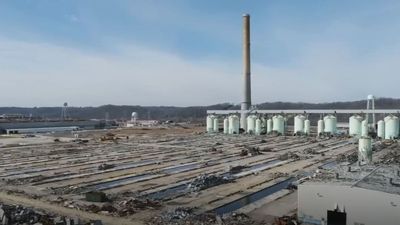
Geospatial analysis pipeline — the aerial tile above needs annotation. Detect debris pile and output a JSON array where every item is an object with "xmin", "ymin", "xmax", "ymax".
[
  {"xmin": 114, "ymin": 198, "xmax": 161, "ymax": 216},
  {"xmin": 100, "ymin": 133, "xmax": 120, "ymax": 141},
  {"xmin": 208, "ymin": 147, "xmax": 223, "ymax": 153},
  {"xmin": 188, "ymin": 174, "xmax": 233, "ymax": 192},
  {"xmin": 273, "ymin": 214, "xmax": 299, "ymax": 225},
  {"xmin": 278, "ymin": 152, "xmax": 300, "ymax": 161},
  {"xmin": 336, "ymin": 151, "xmax": 357, "ymax": 163},
  {"xmin": 303, "ymin": 148, "xmax": 317, "ymax": 155},
  {"xmin": 148, "ymin": 208, "xmax": 256, "ymax": 225},
  {"xmin": 271, "ymin": 172, "xmax": 289, "ymax": 179},
  {"xmin": 6, "ymin": 175, "xmax": 48, "ymax": 185},
  {"xmin": 0, "ymin": 203, "xmax": 91, "ymax": 225},
  {"xmin": 379, "ymin": 150, "xmax": 400, "ymax": 164},
  {"xmin": 240, "ymin": 146, "xmax": 261, "ymax": 156},
  {"xmin": 83, "ymin": 198, "xmax": 161, "ymax": 216},
  {"xmin": 97, "ymin": 163, "xmax": 115, "ymax": 170}
]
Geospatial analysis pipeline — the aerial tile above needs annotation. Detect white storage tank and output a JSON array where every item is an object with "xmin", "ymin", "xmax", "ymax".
[
  {"xmin": 294, "ymin": 115, "xmax": 306, "ymax": 134},
  {"xmin": 272, "ymin": 115, "xmax": 285, "ymax": 135},
  {"xmin": 255, "ymin": 118, "xmax": 262, "ymax": 135},
  {"xmin": 228, "ymin": 115, "xmax": 240, "ymax": 134},
  {"xmin": 361, "ymin": 120, "xmax": 369, "ymax": 137},
  {"xmin": 317, "ymin": 119, "xmax": 324, "ymax": 136},
  {"xmin": 223, "ymin": 118, "xmax": 229, "ymax": 134},
  {"xmin": 206, "ymin": 115, "xmax": 214, "ymax": 133},
  {"xmin": 267, "ymin": 119, "xmax": 273, "ymax": 134},
  {"xmin": 377, "ymin": 120, "xmax": 385, "ymax": 139},
  {"xmin": 349, "ymin": 115, "xmax": 363, "ymax": 137},
  {"xmin": 213, "ymin": 117, "xmax": 219, "ymax": 133},
  {"xmin": 384, "ymin": 115, "xmax": 399, "ymax": 140},
  {"xmin": 304, "ymin": 119, "xmax": 310, "ymax": 135},
  {"xmin": 323, "ymin": 115, "xmax": 337, "ymax": 135},
  {"xmin": 246, "ymin": 115, "xmax": 256, "ymax": 134},
  {"xmin": 261, "ymin": 117, "xmax": 267, "ymax": 133},
  {"xmin": 358, "ymin": 137, "xmax": 372, "ymax": 164}
]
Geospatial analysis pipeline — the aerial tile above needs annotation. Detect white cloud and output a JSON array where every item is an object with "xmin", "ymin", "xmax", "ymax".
[
  {"xmin": 0, "ymin": 39, "xmax": 241, "ymax": 107},
  {"xmin": 1, "ymin": 35, "xmax": 400, "ymax": 107}
]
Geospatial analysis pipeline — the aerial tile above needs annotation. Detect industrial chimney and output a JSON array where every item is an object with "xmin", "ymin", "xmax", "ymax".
[{"xmin": 241, "ymin": 14, "xmax": 251, "ymax": 129}]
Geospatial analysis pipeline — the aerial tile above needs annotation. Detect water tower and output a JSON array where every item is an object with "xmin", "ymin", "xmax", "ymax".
[
  {"xmin": 61, "ymin": 102, "xmax": 69, "ymax": 121},
  {"xmin": 131, "ymin": 112, "xmax": 138, "ymax": 123}
]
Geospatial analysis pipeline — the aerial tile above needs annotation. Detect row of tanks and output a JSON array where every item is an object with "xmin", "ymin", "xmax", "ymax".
[
  {"xmin": 349, "ymin": 114, "xmax": 399, "ymax": 140},
  {"xmin": 207, "ymin": 114, "xmax": 318, "ymax": 136},
  {"xmin": 206, "ymin": 114, "xmax": 287, "ymax": 135},
  {"xmin": 207, "ymin": 114, "xmax": 400, "ymax": 140}
]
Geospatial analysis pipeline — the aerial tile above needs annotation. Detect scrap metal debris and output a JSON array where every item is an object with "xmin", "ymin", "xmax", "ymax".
[
  {"xmin": 273, "ymin": 214, "xmax": 299, "ymax": 225},
  {"xmin": 115, "ymin": 198, "xmax": 161, "ymax": 216},
  {"xmin": 240, "ymin": 146, "xmax": 261, "ymax": 156},
  {"xmin": 188, "ymin": 174, "xmax": 233, "ymax": 192},
  {"xmin": 0, "ymin": 203, "xmax": 95, "ymax": 225},
  {"xmin": 336, "ymin": 151, "xmax": 357, "ymax": 163},
  {"xmin": 229, "ymin": 165, "xmax": 249, "ymax": 174},
  {"xmin": 148, "ymin": 208, "xmax": 257, "ymax": 225},
  {"xmin": 379, "ymin": 150, "xmax": 400, "ymax": 164},
  {"xmin": 97, "ymin": 163, "xmax": 115, "ymax": 170},
  {"xmin": 278, "ymin": 152, "xmax": 300, "ymax": 161},
  {"xmin": 83, "ymin": 198, "xmax": 161, "ymax": 217}
]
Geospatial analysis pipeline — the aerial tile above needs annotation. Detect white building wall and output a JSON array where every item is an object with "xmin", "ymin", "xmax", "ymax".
[{"xmin": 298, "ymin": 183, "xmax": 400, "ymax": 225}]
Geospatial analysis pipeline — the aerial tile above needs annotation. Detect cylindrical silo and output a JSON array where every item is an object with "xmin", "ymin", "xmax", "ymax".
[
  {"xmin": 273, "ymin": 115, "xmax": 285, "ymax": 135},
  {"xmin": 267, "ymin": 119, "xmax": 273, "ymax": 134},
  {"xmin": 361, "ymin": 120, "xmax": 369, "ymax": 137},
  {"xmin": 246, "ymin": 115, "xmax": 256, "ymax": 134},
  {"xmin": 317, "ymin": 119, "xmax": 324, "ymax": 136},
  {"xmin": 294, "ymin": 115, "xmax": 306, "ymax": 135},
  {"xmin": 358, "ymin": 137, "xmax": 372, "ymax": 164},
  {"xmin": 384, "ymin": 115, "xmax": 399, "ymax": 140},
  {"xmin": 223, "ymin": 118, "xmax": 229, "ymax": 134},
  {"xmin": 255, "ymin": 118, "xmax": 262, "ymax": 135},
  {"xmin": 206, "ymin": 115, "xmax": 214, "ymax": 133},
  {"xmin": 261, "ymin": 117, "xmax": 267, "ymax": 132},
  {"xmin": 229, "ymin": 115, "xmax": 240, "ymax": 134},
  {"xmin": 213, "ymin": 117, "xmax": 219, "ymax": 133},
  {"xmin": 304, "ymin": 119, "xmax": 310, "ymax": 135},
  {"xmin": 349, "ymin": 115, "xmax": 363, "ymax": 137},
  {"xmin": 324, "ymin": 115, "xmax": 337, "ymax": 135},
  {"xmin": 377, "ymin": 120, "xmax": 385, "ymax": 139}
]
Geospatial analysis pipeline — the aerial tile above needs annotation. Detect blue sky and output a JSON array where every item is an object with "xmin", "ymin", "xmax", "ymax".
[{"xmin": 1, "ymin": 1, "xmax": 400, "ymax": 106}]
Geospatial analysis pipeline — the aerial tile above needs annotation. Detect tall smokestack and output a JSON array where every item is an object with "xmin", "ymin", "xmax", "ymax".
[{"xmin": 241, "ymin": 14, "xmax": 251, "ymax": 129}]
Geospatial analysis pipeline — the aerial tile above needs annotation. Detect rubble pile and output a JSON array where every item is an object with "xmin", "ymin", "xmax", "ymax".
[
  {"xmin": 114, "ymin": 198, "xmax": 161, "ymax": 216},
  {"xmin": 273, "ymin": 214, "xmax": 299, "ymax": 225},
  {"xmin": 98, "ymin": 164, "xmax": 115, "ymax": 170},
  {"xmin": 83, "ymin": 198, "xmax": 161, "ymax": 217},
  {"xmin": 271, "ymin": 172, "xmax": 289, "ymax": 179},
  {"xmin": 336, "ymin": 151, "xmax": 357, "ymax": 163},
  {"xmin": 148, "ymin": 208, "xmax": 257, "ymax": 225},
  {"xmin": 208, "ymin": 147, "xmax": 223, "ymax": 154},
  {"xmin": 278, "ymin": 152, "xmax": 300, "ymax": 161},
  {"xmin": 240, "ymin": 146, "xmax": 261, "ymax": 156},
  {"xmin": 0, "ymin": 203, "xmax": 94, "ymax": 225},
  {"xmin": 379, "ymin": 150, "xmax": 400, "ymax": 164},
  {"xmin": 188, "ymin": 174, "xmax": 233, "ymax": 192},
  {"xmin": 302, "ymin": 148, "xmax": 317, "ymax": 155},
  {"xmin": 6, "ymin": 175, "xmax": 48, "ymax": 185}
]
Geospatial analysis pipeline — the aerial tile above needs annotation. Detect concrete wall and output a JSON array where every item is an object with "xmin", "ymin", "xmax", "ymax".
[{"xmin": 298, "ymin": 183, "xmax": 400, "ymax": 225}]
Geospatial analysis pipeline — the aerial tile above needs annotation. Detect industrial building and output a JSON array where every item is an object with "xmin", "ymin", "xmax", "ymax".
[{"xmin": 298, "ymin": 163, "xmax": 400, "ymax": 225}]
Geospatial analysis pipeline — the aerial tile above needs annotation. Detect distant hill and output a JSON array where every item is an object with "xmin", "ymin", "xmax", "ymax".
[{"xmin": 0, "ymin": 98, "xmax": 399, "ymax": 121}]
